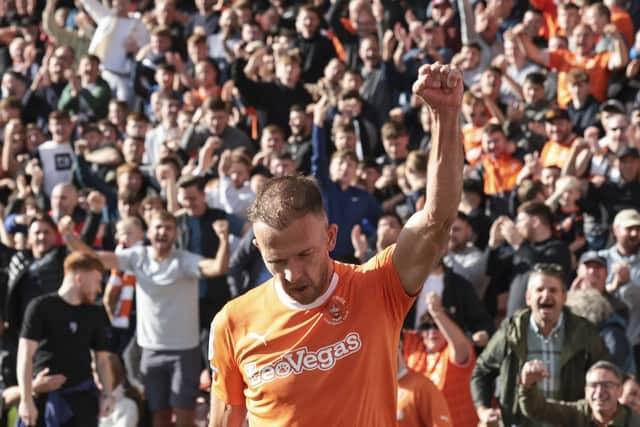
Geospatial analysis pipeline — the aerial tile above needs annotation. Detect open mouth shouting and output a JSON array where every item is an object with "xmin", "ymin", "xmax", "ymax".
[{"xmin": 537, "ymin": 300, "xmax": 555, "ymax": 316}]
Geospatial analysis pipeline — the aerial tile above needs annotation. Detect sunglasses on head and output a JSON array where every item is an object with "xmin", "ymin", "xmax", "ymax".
[{"xmin": 532, "ymin": 262, "xmax": 563, "ymax": 274}]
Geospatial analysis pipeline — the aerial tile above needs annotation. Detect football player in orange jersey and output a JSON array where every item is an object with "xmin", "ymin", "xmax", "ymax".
[{"xmin": 209, "ymin": 63, "xmax": 464, "ymax": 427}]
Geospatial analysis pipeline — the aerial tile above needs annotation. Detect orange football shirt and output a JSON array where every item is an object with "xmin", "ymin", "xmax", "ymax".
[
  {"xmin": 549, "ymin": 49, "xmax": 612, "ymax": 107},
  {"xmin": 397, "ymin": 367, "xmax": 453, "ymax": 427},
  {"xmin": 610, "ymin": 6, "xmax": 634, "ymax": 48},
  {"xmin": 210, "ymin": 245, "xmax": 415, "ymax": 426},
  {"xmin": 403, "ymin": 331, "xmax": 479, "ymax": 427},
  {"xmin": 540, "ymin": 136, "xmax": 577, "ymax": 169},
  {"xmin": 462, "ymin": 124, "xmax": 483, "ymax": 167},
  {"xmin": 480, "ymin": 154, "xmax": 523, "ymax": 196}
]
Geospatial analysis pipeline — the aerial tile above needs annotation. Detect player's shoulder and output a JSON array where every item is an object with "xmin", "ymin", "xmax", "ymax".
[
  {"xmin": 355, "ymin": 244, "xmax": 397, "ymax": 273},
  {"xmin": 216, "ymin": 279, "xmax": 275, "ymax": 325},
  {"xmin": 331, "ymin": 245, "xmax": 399, "ymax": 291}
]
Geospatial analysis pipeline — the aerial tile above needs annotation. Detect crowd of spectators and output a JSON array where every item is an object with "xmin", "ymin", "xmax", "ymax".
[{"xmin": 1, "ymin": 0, "xmax": 640, "ymax": 425}]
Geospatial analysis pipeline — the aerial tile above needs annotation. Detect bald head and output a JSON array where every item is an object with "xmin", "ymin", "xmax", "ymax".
[{"xmin": 51, "ymin": 183, "xmax": 78, "ymax": 217}]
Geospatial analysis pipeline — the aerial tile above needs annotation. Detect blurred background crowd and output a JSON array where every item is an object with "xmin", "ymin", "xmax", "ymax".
[{"xmin": 1, "ymin": 0, "xmax": 640, "ymax": 425}]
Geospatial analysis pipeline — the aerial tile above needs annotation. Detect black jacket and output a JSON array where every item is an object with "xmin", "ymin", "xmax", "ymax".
[
  {"xmin": 296, "ymin": 33, "xmax": 337, "ymax": 83},
  {"xmin": 4, "ymin": 212, "xmax": 101, "ymax": 343},
  {"xmin": 232, "ymin": 59, "xmax": 313, "ymax": 133},
  {"xmin": 488, "ymin": 237, "xmax": 572, "ymax": 317},
  {"xmin": 403, "ymin": 266, "xmax": 495, "ymax": 336}
]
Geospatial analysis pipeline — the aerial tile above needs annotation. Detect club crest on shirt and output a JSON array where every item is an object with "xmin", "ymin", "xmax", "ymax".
[
  {"xmin": 323, "ymin": 295, "xmax": 349, "ymax": 325},
  {"xmin": 68, "ymin": 321, "xmax": 77, "ymax": 334}
]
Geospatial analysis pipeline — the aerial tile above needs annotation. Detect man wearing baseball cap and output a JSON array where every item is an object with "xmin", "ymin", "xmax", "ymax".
[
  {"xmin": 598, "ymin": 209, "xmax": 640, "ymax": 377},
  {"xmin": 571, "ymin": 251, "xmax": 631, "ymax": 364},
  {"xmin": 573, "ymin": 251, "xmax": 612, "ymax": 293}
]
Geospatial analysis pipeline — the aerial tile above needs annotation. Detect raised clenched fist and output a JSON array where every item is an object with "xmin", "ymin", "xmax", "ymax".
[
  {"xmin": 87, "ymin": 190, "xmax": 106, "ymax": 213},
  {"xmin": 57, "ymin": 215, "xmax": 75, "ymax": 237},
  {"xmin": 520, "ymin": 359, "xmax": 549, "ymax": 388},
  {"xmin": 412, "ymin": 63, "xmax": 463, "ymax": 112},
  {"xmin": 212, "ymin": 219, "xmax": 229, "ymax": 239}
]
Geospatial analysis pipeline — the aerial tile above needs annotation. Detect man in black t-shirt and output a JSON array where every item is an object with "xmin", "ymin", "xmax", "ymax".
[{"xmin": 16, "ymin": 252, "xmax": 114, "ymax": 427}]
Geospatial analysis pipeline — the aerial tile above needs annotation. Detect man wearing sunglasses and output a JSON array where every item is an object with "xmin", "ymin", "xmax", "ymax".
[
  {"xmin": 471, "ymin": 263, "xmax": 610, "ymax": 427},
  {"xmin": 518, "ymin": 360, "xmax": 640, "ymax": 425}
]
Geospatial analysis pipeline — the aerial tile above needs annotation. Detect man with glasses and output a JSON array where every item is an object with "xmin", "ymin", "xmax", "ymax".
[
  {"xmin": 472, "ymin": 263, "xmax": 609, "ymax": 426},
  {"xmin": 518, "ymin": 360, "xmax": 640, "ymax": 425}
]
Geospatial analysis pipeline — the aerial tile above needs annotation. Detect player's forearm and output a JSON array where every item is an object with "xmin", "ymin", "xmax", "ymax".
[{"xmin": 423, "ymin": 110, "xmax": 463, "ymax": 226}]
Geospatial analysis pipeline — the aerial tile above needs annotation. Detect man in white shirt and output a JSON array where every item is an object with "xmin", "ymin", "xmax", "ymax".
[
  {"xmin": 80, "ymin": 0, "xmax": 149, "ymax": 106},
  {"xmin": 38, "ymin": 111, "xmax": 75, "ymax": 197}
]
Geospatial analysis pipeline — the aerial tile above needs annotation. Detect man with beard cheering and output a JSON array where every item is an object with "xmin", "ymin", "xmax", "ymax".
[{"xmin": 471, "ymin": 263, "xmax": 610, "ymax": 427}]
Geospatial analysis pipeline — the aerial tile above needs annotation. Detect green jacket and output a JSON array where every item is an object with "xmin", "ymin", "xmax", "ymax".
[
  {"xmin": 471, "ymin": 308, "xmax": 610, "ymax": 426},
  {"xmin": 518, "ymin": 384, "xmax": 640, "ymax": 426},
  {"xmin": 58, "ymin": 78, "xmax": 111, "ymax": 121}
]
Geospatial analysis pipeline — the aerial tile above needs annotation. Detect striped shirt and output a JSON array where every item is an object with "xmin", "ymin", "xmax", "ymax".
[{"xmin": 527, "ymin": 313, "xmax": 565, "ymax": 401}]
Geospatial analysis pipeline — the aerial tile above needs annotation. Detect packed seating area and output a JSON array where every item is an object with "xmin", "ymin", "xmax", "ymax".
[{"xmin": 2, "ymin": 0, "xmax": 640, "ymax": 426}]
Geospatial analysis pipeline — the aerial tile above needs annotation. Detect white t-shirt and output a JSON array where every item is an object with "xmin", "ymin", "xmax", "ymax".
[
  {"xmin": 414, "ymin": 273, "xmax": 444, "ymax": 330},
  {"xmin": 116, "ymin": 246, "xmax": 203, "ymax": 350},
  {"xmin": 38, "ymin": 140, "xmax": 75, "ymax": 197},
  {"xmin": 205, "ymin": 176, "xmax": 255, "ymax": 219}
]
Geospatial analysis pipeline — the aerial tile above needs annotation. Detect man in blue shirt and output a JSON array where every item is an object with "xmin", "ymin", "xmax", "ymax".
[{"xmin": 311, "ymin": 98, "xmax": 382, "ymax": 263}]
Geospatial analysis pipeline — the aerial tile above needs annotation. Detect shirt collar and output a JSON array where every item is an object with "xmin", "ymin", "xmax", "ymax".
[
  {"xmin": 529, "ymin": 312, "xmax": 564, "ymax": 338},
  {"xmin": 274, "ymin": 270, "xmax": 339, "ymax": 311}
]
